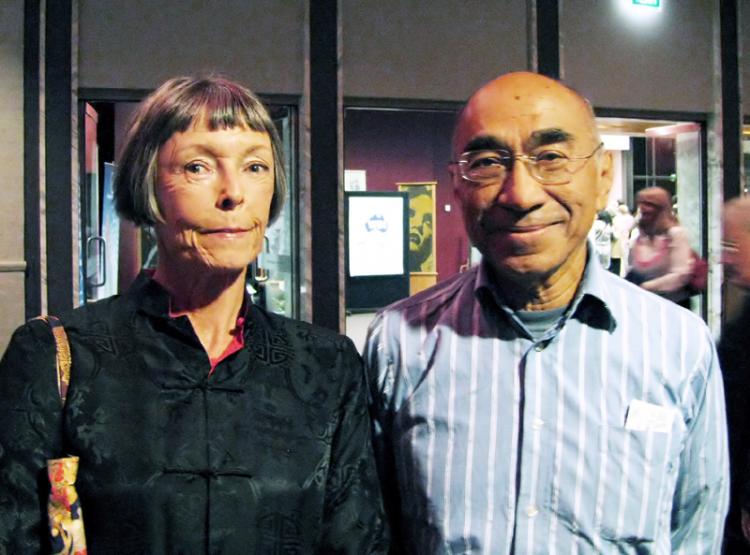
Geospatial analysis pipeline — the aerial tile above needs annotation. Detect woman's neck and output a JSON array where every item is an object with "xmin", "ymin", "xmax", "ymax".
[{"xmin": 152, "ymin": 263, "xmax": 247, "ymax": 359}]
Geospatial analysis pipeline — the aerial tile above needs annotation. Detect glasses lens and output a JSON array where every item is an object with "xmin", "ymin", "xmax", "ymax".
[
  {"xmin": 461, "ymin": 150, "xmax": 510, "ymax": 182},
  {"xmin": 531, "ymin": 150, "xmax": 570, "ymax": 184}
]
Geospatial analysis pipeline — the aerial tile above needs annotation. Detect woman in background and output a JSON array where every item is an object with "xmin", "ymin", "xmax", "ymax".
[
  {"xmin": 626, "ymin": 186, "xmax": 694, "ymax": 308},
  {"xmin": 0, "ymin": 75, "xmax": 388, "ymax": 553}
]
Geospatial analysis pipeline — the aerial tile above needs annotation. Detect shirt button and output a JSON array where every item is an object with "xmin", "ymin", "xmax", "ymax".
[
  {"xmin": 526, "ymin": 505, "xmax": 539, "ymax": 517},
  {"xmin": 532, "ymin": 418, "xmax": 544, "ymax": 430},
  {"xmin": 534, "ymin": 343, "xmax": 544, "ymax": 352}
]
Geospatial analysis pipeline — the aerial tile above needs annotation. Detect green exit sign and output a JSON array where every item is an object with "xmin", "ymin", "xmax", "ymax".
[{"xmin": 633, "ymin": 0, "xmax": 660, "ymax": 6}]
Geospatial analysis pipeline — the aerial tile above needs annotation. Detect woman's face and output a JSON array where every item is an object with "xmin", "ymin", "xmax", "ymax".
[{"xmin": 154, "ymin": 117, "xmax": 275, "ymax": 274}]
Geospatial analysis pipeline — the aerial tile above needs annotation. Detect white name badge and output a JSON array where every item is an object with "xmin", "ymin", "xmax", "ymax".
[{"xmin": 625, "ymin": 399, "xmax": 674, "ymax": 433}]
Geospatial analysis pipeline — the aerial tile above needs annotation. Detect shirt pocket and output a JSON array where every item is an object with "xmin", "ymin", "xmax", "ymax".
[
  {"xmin": 596, "ymin": 425, "xmax": 680, "ymax": 544},
  {"xmin": 547, "ymin": 424, "xmax": 680, "ymax": 547}
]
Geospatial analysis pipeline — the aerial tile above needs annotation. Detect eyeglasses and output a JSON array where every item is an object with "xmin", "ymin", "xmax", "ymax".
[{"xmin": 452, "ymin": 142, "xmax": 604, "ymax": 186}]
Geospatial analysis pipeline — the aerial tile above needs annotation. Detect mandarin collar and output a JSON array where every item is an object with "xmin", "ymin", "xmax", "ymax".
[{"xmin": 129, "ymin": 270, "xmax": 252, "ymax": 323}]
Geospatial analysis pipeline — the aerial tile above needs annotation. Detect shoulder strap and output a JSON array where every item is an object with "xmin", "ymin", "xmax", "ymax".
[{"xmin": 36, "ymin": 315, "xmax": 72, "ymax": 406}]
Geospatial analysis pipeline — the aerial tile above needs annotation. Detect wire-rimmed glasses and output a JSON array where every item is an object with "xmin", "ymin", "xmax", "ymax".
[{"xmin": 452, "ymin": 142, "xmax": 604, "ymax": 186}]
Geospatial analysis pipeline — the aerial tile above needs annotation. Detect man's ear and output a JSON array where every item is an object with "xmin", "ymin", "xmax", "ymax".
[
  {"xmin": 595, "ymin": 150, "xmax": 614, "ymax": 211},
  {"xmin": 450, "ymin": 166, "xmax": 466, "ymax": 204}
]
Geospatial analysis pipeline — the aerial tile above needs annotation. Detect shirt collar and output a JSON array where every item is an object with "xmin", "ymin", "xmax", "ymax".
[
  {"xmin": 128, "ymin": 270, "xmax": 252, "ymax": 325},
  {"xmin": 474, "ymin": 240, "xmax": 616, "ymax": 333}
]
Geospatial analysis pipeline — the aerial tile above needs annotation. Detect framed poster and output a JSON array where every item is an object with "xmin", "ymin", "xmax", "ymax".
[
  {"xmin": 347, "ymin": 193, "xmax": 406, "ymax": 276},
  {"xmin": 344, "ymin": 169, "xmax": 367, "ymax": 191},
  {"xmin": 397, "ymin": 182, "xmax": 437, "ymax": 274},
  {"xmin": 345, "ymin": 192, "xmax": 409, "ymax": 311}
]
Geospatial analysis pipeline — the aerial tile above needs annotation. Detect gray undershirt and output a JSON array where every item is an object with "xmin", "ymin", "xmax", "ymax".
[{"xmin": 515, "ymin": 306, "xmax": 567, "ymax": 341}]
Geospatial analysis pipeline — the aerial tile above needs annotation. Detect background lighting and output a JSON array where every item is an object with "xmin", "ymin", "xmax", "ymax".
[{"xmin": 617, "ymin": 0, "xmax": 664, "ymax": 25}]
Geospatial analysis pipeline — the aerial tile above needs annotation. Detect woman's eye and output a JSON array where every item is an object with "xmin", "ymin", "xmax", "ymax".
[
  {"xmin": 246, "ymin": 161, "xmax": 271, "ymax": 174},
  {"xmin": 184, "ymin": 162, "xmax": 210, "ymax": 175}
]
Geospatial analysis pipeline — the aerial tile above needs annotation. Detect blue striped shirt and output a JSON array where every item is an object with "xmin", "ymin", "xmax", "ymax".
[{"xmin": 364, "ymin": 251, "xmax": 729, "ymax": 554}]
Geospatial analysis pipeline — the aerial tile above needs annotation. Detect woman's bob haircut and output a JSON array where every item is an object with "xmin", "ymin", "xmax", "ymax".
[{"xmin": 114, "ymin": 75, "xmax": 287, "ymax": 226}]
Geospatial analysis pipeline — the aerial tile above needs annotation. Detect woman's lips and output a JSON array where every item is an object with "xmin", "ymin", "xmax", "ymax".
[{"xmin": 199, "ymin": 227, "xmax": 254, "ymax": 239}]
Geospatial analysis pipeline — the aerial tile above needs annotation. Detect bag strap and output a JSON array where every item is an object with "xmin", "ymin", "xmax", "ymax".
[{"xmin": 36, "ymin": 316, "xmax": 72, "ymax": 406}]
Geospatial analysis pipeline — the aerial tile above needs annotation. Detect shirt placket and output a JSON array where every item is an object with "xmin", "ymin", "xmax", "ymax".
[{"xmin": 512, "ymin": 336, "xmax": 557, "ymax": 554}]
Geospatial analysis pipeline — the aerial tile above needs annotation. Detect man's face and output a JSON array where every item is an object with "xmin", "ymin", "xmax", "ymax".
[
  {"xmin": 722, "ymin": 210, "xmax": 750, "ymax": 289},
  {"xmin": 409, "ymin": 193, "xmax": 433, "ymax": 258},
  {"xmin": 636, "ymin": 200, "xmax": 660, "ymax": 227},
  {"xmin": 451, "ymin": 72, "xmax": 612, "ymax": 282}
]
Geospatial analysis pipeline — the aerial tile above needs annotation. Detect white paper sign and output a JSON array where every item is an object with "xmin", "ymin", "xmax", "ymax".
[{"xmin": 348, "ymin": 196, "xmax": 404, "ymax": 277}]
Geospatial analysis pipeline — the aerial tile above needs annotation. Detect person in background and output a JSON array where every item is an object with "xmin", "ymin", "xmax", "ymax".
[
  {"xmin": 0, "ymin": 75, "xmax": 388, "ymax": 553},
  {"xmin": 626, "ymin": 186, "xmax": 694, "ymax": 308},
  {"xmin": 589, "ymin": 209, "xmax": 614, "ymax": 270},
  {"xmin": 364, "ymin": 71, "xmax": 728, "ymax": 554},
  {"xmin": 611, "ymin": 201, "xmax": 635, "ymax": 276},
  {"xmin": 719, "ymin": 195, "xmax": 750, "ymax": 554}
]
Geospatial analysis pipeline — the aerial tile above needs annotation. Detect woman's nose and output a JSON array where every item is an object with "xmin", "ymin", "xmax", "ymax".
[{"xmin": 217, "ymin": 169, "xmax": 244, "ymax": 210}]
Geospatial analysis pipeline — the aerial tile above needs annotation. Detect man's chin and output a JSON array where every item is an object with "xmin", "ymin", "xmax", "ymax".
[{"xmin": 484, "ymin": 252, "xmax": 560, "ymax": 282}]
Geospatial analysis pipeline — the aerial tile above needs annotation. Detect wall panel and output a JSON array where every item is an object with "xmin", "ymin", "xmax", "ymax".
[
  {"xmin": 0, "ymin": 0, "xmax": 25, "ymax": 350},
  {"xmin": 78, "ymin": 0, "xmax": 305, "ymax": 94},
  {"xmin": 562, "ymin": 0, "xmax": 713, "ymax": 112},
  {"xmin": 343, "ymin": 0, "xmax": 528, "ymax": 100}
]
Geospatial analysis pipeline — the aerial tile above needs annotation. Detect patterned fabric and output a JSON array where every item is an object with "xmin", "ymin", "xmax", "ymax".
[
  {"xmin": 0, "ymin": 273, "xmax": 388, "ymax": 554},
  {"xmin": 47, "ymin": 457, "xmax": 86, "ymax": 555},
  {"xmin": 36, "ymin": 316, "xmax": 88, "ymax": 555},
  {"xmin": 365, "ymin": 248, "xmax": 729, "ymax": 554}
]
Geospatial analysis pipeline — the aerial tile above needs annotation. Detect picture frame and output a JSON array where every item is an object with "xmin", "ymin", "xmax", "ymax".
[{"xmin": 397, "ymin": 182, "xmax": 438, "ymax": 293}]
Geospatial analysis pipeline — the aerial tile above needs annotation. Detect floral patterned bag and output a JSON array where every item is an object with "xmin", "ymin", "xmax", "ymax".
[{"xmin": 38, "ymin": 316, "xmax": 87, "ymax": 555}]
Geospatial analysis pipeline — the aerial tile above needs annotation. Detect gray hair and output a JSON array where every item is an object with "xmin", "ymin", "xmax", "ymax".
[{"xmin": 114, "ymin": 75, "xmax": 287, "ymax": 226}]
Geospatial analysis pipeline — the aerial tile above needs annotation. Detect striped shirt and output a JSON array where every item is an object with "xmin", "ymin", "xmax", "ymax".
[{"xmin": 364, "ymin": 251, "xmax": 729, "ymax": 554}]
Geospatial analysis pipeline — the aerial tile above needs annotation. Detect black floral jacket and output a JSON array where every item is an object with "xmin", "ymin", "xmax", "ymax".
[{"xmin": 0, "ymin": 274, "xmax": 388, "ymax": 554}]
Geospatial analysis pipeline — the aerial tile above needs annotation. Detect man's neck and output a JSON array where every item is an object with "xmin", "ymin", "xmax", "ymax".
[{"xmin": 488, "ymin": 248, "xmax": 587, "ymax": 312}]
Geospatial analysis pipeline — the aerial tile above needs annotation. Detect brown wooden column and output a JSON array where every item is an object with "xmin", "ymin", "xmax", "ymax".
[
  {"xmin": 720, "ymin": 0, "xmax": 742, "ymax": 199},
  {"xmin": 535, "ymin": 0, "xmax": 560, "ymax": 79},
  {"xmin": 308, "ymin": 0, "xmax": 343, "ymax": 331}
]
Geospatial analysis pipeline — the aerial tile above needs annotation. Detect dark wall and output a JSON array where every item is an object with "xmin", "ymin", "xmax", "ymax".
[{"xmin": 344, "ymin": 109, "xmax": 468, "ymax": 283}]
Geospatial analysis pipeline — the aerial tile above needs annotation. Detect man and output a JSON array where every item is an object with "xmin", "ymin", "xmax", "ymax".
[
  {"xmin": 719, "ymin": 196, "xmax": 750, "ymax": 553},
  {"xmin": 364, "ymin": 72, "xmax": 728, "ymax": 553}
]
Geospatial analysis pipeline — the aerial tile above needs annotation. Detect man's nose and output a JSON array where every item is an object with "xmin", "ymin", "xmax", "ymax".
[
  {"xmin": 217, "ymin": 168, "xmax": 245, "ymax": 210},
  {"xmin": 493, "ymin": 160, "xmax": 546, "ymax": 211}
]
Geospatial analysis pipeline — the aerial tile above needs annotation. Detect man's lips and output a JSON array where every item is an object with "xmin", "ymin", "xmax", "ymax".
[
  {"xmin": 500, "ymin": 224, "xmax": 550, "ymax": 233},
  {"xmin": 482, "ymin": 221, "xmax": 560, "ymax": 234}
]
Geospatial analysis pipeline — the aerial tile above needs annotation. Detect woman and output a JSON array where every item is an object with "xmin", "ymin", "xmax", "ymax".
[
  {"xmin": 0, "ymin": 76, "xmax": 388, "ymax": 552},
  {"xmin": 626, "ymin": 186, "xmax": 693, "ymax": 307}
]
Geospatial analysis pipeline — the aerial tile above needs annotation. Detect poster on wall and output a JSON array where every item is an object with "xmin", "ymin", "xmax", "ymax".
[
  {"xmin": 344, "ymin": 169, "xmax": 367, "ymax": 191},
  {"xmin": 347, "ymin": 193, "xmax": 405, "ymax": 277},
  {"xmin": 397, "ymin": 182, "xmax": 437, "ymax": 273}
]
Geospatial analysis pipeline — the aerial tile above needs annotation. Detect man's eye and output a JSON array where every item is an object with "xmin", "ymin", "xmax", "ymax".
[
  {"xmin": 534, "ymin": 150, "xmax": 567, "ymax": 163},
  {"xmin": 467, "ymin": 153, "xmax": 508, "ymax": 169}
]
